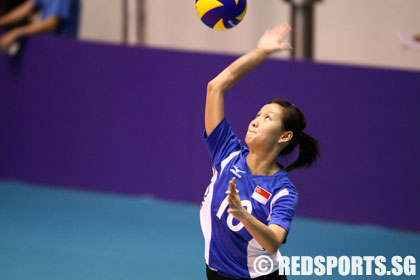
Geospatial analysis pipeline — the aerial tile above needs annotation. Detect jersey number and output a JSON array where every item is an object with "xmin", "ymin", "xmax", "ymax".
[{"xmin": 216, "ymin": 194, "xmax": 252, "ymax": 232}]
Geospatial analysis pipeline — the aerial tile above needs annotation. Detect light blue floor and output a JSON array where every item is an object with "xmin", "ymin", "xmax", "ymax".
[{"xmin": 1, "ymin": 181, "xmax": 419, "ymax": 280}]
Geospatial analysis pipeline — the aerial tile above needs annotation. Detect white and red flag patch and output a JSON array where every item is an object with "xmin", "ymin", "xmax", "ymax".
[{"xmin": 251, "ymin": 186, "xmax": 272, "ymax": 205}]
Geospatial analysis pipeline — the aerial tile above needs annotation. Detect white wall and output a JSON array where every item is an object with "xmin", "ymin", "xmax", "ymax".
[
  {"xmin": 315, "ymin": 0, "xmax": 420, "ymax": 70},
  {"xmin": 78, "ymin": 0, "xmax": 124, "ymax": 44},
  {"xmin": 78, "ymin": 0, "xmax": 420, "ymax": 70}
]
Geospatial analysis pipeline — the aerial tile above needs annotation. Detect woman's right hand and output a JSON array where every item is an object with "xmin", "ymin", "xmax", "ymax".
[{"xmin": 256, "ymin": 23, "xmax": 293, "ymax": 55}]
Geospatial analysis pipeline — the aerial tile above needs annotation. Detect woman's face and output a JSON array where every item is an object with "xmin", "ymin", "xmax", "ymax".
[{"xmin": 245, "ymin": 103, "xmax": 285, "ymax": 150}]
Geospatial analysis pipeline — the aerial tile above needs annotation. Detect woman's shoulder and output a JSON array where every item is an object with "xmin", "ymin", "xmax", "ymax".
[{"xmin": 270, "ymin": 172, "xmax": 297, "ymax": 195}]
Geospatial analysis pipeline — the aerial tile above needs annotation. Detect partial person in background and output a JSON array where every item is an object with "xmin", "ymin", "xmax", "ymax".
[
  {"xmin": 0, "ymin": 0, "xmax": 29, "ymax": 28},
  {"xmin": 0, "ymin": 0, "xmax": 80, "ymax": 52}
]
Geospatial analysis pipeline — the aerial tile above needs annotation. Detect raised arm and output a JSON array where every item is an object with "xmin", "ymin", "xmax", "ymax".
[{"xmin": 205, "ymin": 23, "xmax": 292, "ymax": 136}]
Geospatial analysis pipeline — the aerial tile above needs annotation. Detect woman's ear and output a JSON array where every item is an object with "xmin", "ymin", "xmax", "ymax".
[{"xmin": 278, "ymin": 131, "xmax": 293, "ymax": 144}]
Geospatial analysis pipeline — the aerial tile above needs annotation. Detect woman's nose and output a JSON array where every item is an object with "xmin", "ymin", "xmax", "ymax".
[{"xmin": 252, "ymin": 120, "xmax": 258, "ymax": 127}]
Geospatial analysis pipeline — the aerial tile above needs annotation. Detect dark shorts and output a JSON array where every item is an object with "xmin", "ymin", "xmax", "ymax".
[{"xmin": 206, "ymin": 265, "xmax": 287, "ymax": 280}]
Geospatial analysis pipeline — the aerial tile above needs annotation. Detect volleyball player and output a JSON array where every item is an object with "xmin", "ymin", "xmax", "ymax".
[{"xmin": 200, "ymin": 23, "xmax": 320, "ymax": 280}]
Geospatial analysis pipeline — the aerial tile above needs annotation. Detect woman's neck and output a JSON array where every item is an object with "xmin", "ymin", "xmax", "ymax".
[{"xmin": 246, "ymin": 151, "xmax": 281, "ymax": 176}]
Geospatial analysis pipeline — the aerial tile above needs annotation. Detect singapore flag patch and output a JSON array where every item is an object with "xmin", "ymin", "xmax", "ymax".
[{"xmin": 251, "ymin": 186, "xmax": 272, "ymax": 205}]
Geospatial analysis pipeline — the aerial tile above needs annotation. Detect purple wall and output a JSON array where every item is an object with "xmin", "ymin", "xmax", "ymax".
[{"xmin": 1, "ymin": 36, "xmax": 419, "ymax": 231}]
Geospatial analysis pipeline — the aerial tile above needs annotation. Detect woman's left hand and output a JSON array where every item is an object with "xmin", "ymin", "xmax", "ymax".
[{"xmin": 227, "ymin": 177, "xmax": 248, "ymax": 220}]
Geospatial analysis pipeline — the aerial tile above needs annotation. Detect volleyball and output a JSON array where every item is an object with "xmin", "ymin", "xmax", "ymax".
[{"xmin": 195, "ymin": 0, "xmax": 247, "ymax": 30}]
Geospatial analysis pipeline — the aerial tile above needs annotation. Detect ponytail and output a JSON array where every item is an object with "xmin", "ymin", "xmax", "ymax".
[
  {"xmin": 285, "ymin": 132, "xmax": 320, "ymax": 172},
  {"xmin": 269, "ymin": 98, "xmax": 320, "ymax": 172}
]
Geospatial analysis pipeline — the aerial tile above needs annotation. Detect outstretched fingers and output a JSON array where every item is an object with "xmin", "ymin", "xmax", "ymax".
[
  {"xmin": 274, "ymin": 23, "xmax": 291, "ymax": 40},
  {"xmin": 257, "ymin": 23, "xmax": 293, "ymax": 54},
  {"xmin": 279, "ymin": 42, "xmax": 293, "ymax": 50},
  {"xmin": 227, "ymin": 177, "xmax": 239, "ymax": 206},
  {"xmin": 227, "ymin": 177, "xmax": 237, "ymax": 197}
]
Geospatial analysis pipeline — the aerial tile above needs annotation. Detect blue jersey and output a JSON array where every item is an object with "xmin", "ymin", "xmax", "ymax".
[
  {"xmin": 32, "ymin": 0, "xmax": 80, "ymax": 36},
  {"xmin": 200, "ymin": 118, "xmax": 298, "ymax": 279}
]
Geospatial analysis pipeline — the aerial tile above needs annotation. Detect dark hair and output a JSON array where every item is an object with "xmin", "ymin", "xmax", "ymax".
[{"xmin": 270, "ymin": 98, "xmax": 320, "ymax": 172}]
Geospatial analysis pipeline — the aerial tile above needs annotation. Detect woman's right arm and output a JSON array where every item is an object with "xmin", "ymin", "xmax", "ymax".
[
  {"xmin": 205, "ymin": 23, "xmax": 292, "ymax": 136},
  {"xmin": 0, "ymin": 1, "xmax": 35, "ymax": 29}
]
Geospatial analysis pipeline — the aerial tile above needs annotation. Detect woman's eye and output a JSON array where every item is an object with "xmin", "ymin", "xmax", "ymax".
[{"xmin": 265, "ymin": 116, "xmax": 270, "ymax": 120}]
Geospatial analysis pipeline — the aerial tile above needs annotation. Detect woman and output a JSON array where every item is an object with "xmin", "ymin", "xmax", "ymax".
[{"xmin": 200, "ymin": 23, "xmax": 320, "ymax": 280}]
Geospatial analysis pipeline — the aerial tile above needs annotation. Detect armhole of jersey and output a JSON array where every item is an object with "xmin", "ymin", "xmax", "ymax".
[{"xmin": 220, "ymin": 150, "xmax": 241, "ymax": 174}]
